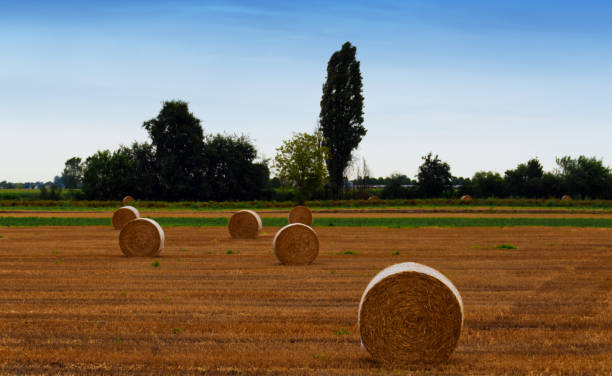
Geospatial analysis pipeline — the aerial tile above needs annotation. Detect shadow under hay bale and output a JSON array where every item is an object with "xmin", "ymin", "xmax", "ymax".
[
  {"xmin": 228, "ymin": 210, "xmax": 262, "ymax": 239},
  {"xmin": 112, "ymin": 206, "xmax": 140, "ymax": 230},
  {"xmin": 358, "ymin": 262, "xmax": 463, "ymax": 365},
  {"xmin": 288, "ymin": 205, "xmax": 313, "ymax": 226},
  {"xmin": 273, "ymin": 223, "xmax": 319, "ymax": 265},
  {"xmin": 119, "ymin": 218, "xmax": 165, "ymax": 257}
]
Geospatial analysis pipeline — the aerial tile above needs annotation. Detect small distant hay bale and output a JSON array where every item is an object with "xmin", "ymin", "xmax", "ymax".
[
  {"xmin": 228, "ymin": 210, "xmax": 262, "ymax": 238},
  {"xmin": 368, "ymin": 195, "xmax": 380, "ymax": 201},
  {"xmin": 561, "ymin": 195, "xmax": 572, "ymax": 201},
  {"xmin": 112, "ymin": 206, "xmax": 140, "ymax": 230},
  {"xmin": 273, "ymin": 223, "xmax": 319, "ymax": 265},
  {"xmin": 358, "ymin": 262, "xmax": 463, "ymax": 365},
  {"xmin": 119, "ymin": 218, "xmax": 165, "ymax": 257},
  {"xmin": 122, "ymin": 195, "xmax": 135, "ymax": 205},
  {"xmin": 460, "ymin": 195, "xmax": 472, "ymax": 203},
  {"xmin": 288, "ymin": 206, "xmax": 313, "ymax": 226}
]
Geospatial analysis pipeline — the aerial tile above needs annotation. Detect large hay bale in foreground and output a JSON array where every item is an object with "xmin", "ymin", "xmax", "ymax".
[
  {"xmin": 460, "ymin": 195, "xmax": 472, "ymax": 203},
  {"xmin": 119, "ymin": 218, "xmax": 165, "ymax": 257},
  {"xmin": 122, "ymin": 195, "xmax": 135, "ymax": 205},
  {"xmin": 288, "ymin": 206, "xmax": 313, "ymax": 226},
  {"xmin": 561, "ymin": 194, "xmax": 572, "ymax": 201},
  {"xmin": 228, "ymin": 210, "xmax": 262, "ymax": 238},
  {"xmin": 273, "ymin": 223, "xmax": 319, "ymax": 265},
  {"xmin": 112, "ymin": 206, "xmax": 140, "ymax": 230},
  {"xmin": 358, "ymin": 262, "xmax": 463, "ymax": 365}
]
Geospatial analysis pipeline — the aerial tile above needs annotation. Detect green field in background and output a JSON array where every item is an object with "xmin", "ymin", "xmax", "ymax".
[{"xmin": 3, "ymin": 216, "xmax": 612, "ymax": 228}]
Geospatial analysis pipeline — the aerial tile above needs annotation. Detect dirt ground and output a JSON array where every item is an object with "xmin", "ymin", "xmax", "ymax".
[{"xmin": 0, "ymin": 224, "xmax": 611, "ymax": 375}]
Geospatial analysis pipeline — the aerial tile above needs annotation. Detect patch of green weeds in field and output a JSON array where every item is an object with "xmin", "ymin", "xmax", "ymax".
[
  {"xmin": 172, "ymin": 327, "xmax": 182, "ymax": 334},
  {"xmin": 339, "ymin": 251, "xmax": 359, "ymax": 255},
  {"xmin": 331, "ymin": 270, "xmax": 336, "ymax": 275},
  {"xmin": 180, "ymin": 249, "xmax": 191, "ymax": 252},
  {"xmin": 470, "ymin": 245, "xmax": 485, "ymax": 249},
  {"xmin": 54, "ymin": 258, "xmax": 61, "ymax": 264},
  {"xmin": 152, "ymin": 260, "xmax": 160, "ymax": 268},
  {"xmin": 495, "ymin": 244, "xmax": 517, "ymax": 250},
  {"xmin": 51, "ymin": 250, "xmax": 60, "ymax": 255},
  {"xmin": 120, "ymin": 290, "xmax": 126, "ymax": 296},
  {"xmin": 114, "ymin": 337, "xmax": 120, "ymax": 346},
  {"xmin": 336, "ymin": 327, "xmax": 349, "ymax": 335},
  {"xmin": 0, "ymin": 235, "xmax": 3, "ymax": 239},
  {"xmin": 312, "ymin": 354, "xmax": 326, "ymax": 359},
  {"xmin": 206, "ymin": 251, "xmax": 213, "ymax": 254},
  {"xmin": 177, "ymin": 258, "xmax": 182, "ymax": 262},
  {"xmin": 163, "ymin": 296, "xmax": 169, "ymax": 302},
  {"xmin": 392, "ymin": 251, "xmax": 400, "ymax": 256},
  {"xmin": 226, "ymin": 249, "xmax": 239, "ymax": 254}
]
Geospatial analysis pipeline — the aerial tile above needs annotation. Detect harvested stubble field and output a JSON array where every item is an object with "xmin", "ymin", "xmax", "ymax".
[{"xmin": 0, "ymin": 212, "xmax": 611, "ymax": 375}]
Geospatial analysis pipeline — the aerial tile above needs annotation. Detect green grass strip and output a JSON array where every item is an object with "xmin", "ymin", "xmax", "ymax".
[{"xmin": 3, "ymin": 216, "xmax": 612, "ymax": 228}]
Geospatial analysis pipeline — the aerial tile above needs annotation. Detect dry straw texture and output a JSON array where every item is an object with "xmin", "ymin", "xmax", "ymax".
[
  {"xmin": 119, "ymin": 218, "xmax": 165, "ymax": 257},
  {"xmin": 358, "ymin": 262, "xmax": 463, "ymax": 365},
  {"xmin": 273, "ymin": 223, "xmax": 319, "ymax": 265},
  {"xmin": 561, "ymin": 195, "xmax": 572, "ymax": 201},
  {"xmin": 122, "ymin": 195, "xmax": 135, "ymax": 205},
  {"xmin": 228, "ymin": 210, "xmax": 262, "ymax": 238},
  {"xmin": 112, "ymin": 206, "xmax": 140, "ymax": 230},
  {"xmin": 460, "ymin": 195, "xmax": 472, "ymax": 203},
  {"xmin": 288, "ymin": 206, "xmax": 313, "ymax": 226}
]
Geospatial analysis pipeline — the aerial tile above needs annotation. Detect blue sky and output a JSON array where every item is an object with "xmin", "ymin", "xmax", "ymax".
[{"xmin": 1, "ymin": 0, "xmax": 611, "ymax": 181}]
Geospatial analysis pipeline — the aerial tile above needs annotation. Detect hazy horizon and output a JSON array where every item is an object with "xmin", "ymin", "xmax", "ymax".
[{"xmin": 1, "ymin": 0, "xmax": 611, "ymax": 182}]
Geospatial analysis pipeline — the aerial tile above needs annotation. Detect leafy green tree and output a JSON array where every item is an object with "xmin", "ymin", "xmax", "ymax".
[
  {"xmin": 61, "ymin": 157, "xmax": 84, "ymax": 189},
  {"xmin": 274, "ymin": 132, "xmax": 327, "ymax": 203},
  {"xmin": 82, "ymin": 148, "xmax": 137, "ymax": 200},
  {"xmin": 142, "ymin": 100, "xmax": 206, "ymax": 201},
  {"xmin": 417, "ymin": 153, "xmax": 452, "ymax": 197},
  {"xmin": 380, "ymin": 173, "xmax": 409, "ymax": 199},
  {"xmin": 319, "ymin": 41, "xmax": 366, "ymax": 198},
  {"xmin": 555, "ymin": 155, "xmax": 612, "ymax": 198},
  {"xmin": 504, "ymin": 158, "xmax": 543, "ymax": 197},
  {"xmin": 472, "ymin": 171, "xmax": 505, "ymax": 197},
  {"xmin": 203, "ymin": 134, "xmax": 269, "ymax": 201}
]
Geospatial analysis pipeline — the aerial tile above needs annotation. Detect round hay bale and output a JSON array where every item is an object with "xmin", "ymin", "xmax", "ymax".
[
  {"xmin": 460, "ymin": 195, "xmax": 472, "ymax": 203},
  {"xmin": 122, "ymin": 195, "xmax": 135, "ymax": 205},
  {"xmin": 228, "ymin": 210, "xmax": 262, "ymax": 238},
  {"xmin": 112, "ymin": 206, "xmax": 140, "ymax": 230},
  {"xmin": 288, "ymin": 206, "xmax": 313, "ymax": 226},
  {"xmin": 119, "ymin": 218, "xmax": 165, "ymax": 257},
  {"xmin": 561, "ymin": 194, "xmax": 572, "ymax": 201},
  {"xmin": 358, "ymin": 262, "xmax": 463, "ymax": 365},
  {"xmin": 273, "ymin": 223, "xmax": 319, "ymax": 265},
  {"xmin": 368, "ymin": 195, "xmax": 380, "ymax": 201}
]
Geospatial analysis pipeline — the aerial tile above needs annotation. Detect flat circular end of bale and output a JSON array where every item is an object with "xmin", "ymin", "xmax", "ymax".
[
  {"xmin": 273, "ymin": 223, "xmax": 319, "ymax": 265},
  {"xmin": 288, "ymin": 206, "xmax": 313, "ymax": 226},
  {"xmin": 122, "ymin": 195, "xmax": 135, "ymax": 205},
  {"xmin": 561, "ymin": 195, "xmax": 572, "ymax": 201},
  {"xmin": 119, "ymin": 218, "xmax": 165, "ymax": 257},
  {"xmin": 228, "ymin": 210, "xmax": 262, "ymax": 238},
  {"xmin": 460, "ymin": 195, "xmax": 472, "ymax": 203},
  {"xmin": 112, "ymin": 206, "xmax": 140, "ymax": 230},
  {"xmin": 358, "ymin": 262, "xmax": 463, "ymax": 365}
]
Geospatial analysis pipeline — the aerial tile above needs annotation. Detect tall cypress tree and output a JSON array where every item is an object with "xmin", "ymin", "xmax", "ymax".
[{"xmin": 319, "ymin": 41, "xmax": 366, "ymax": 198}]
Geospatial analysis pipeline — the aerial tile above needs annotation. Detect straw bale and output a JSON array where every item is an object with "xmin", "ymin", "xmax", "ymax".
[
  {"xmin": 228, "ymin": 210, "xmax": 262, "ymax": 238},
  {"xmin": 112, "ymin": 206, "xmax": 140, "ymax": 230},
  {"xmin": 561, "ymin": 195, "xmax": 572, "ymax": 201},
  {"xmin": 288, "ymin": 206, "xmax": 313, "ymax": 226},
  {"xmin": 119, "ymin": 218, "xmax": 165, "ymax": 257},
  {"xmin": 273, "ymin": 223, "xmax": 319, "ymax": 265},
  {"xmin": 358, "ymin": 262, "xmax": 463, "ymax": 365},
  {"xmin": 122, "ymin": 195, "xmax": 135, "ymax": 205},
  {"xmin": 460, "ymin": 195, "xmax": 472, "ymax": 203}
]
